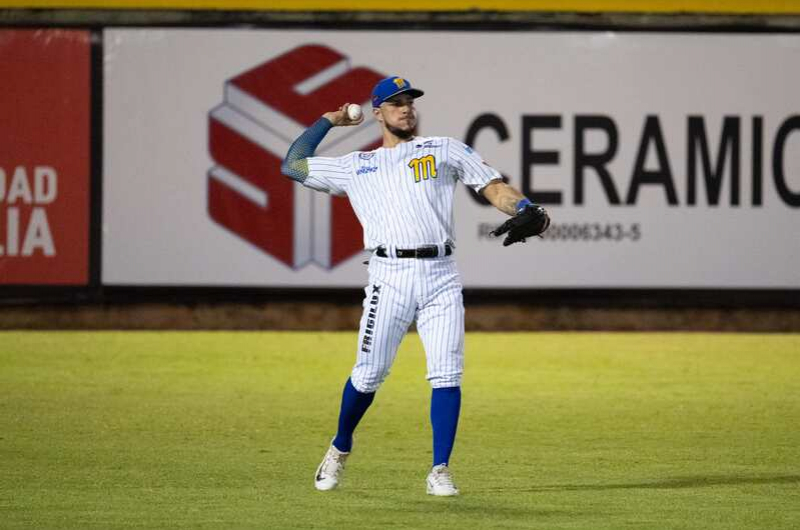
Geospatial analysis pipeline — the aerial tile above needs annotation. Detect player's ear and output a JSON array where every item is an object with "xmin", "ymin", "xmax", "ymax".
[{"xmin": 372, "ymin": 107, "xmax": 383, "ymax": 123}]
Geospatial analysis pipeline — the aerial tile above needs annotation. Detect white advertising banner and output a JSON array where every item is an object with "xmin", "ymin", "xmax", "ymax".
[{"xmin": 103, "ymin": 29, "xmax": 800, "ymax": 287}]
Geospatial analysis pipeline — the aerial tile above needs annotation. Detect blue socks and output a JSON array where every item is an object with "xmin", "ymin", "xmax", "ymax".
[
  {"xmin": 431, "ymin": 386, "xmax": 461, "ymax": 466},
  {"xmin": 330, "ymin": 380, "xmax": 461, "ymax": 465},
  {"xmin": 332, "ymin": 378, "xmax": 375, "ymax": 453}
]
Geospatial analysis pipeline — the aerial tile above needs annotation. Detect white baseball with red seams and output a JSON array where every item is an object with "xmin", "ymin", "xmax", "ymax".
[
  {"xmin": 346, "ymin": 103, "xmax": 362, "ymax": 121},
  {"xmin": 304, "ymin": 136, "xmax": 501, "ymax": 391}
]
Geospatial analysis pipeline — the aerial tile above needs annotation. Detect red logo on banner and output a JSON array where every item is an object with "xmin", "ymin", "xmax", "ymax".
[
  {"xmin": 207, "ymin": 44, "xmax": 384, "ymax": 269},
  {"xmin": 0, "ymin": 30, "xmax": 90, "ymax": 285}
]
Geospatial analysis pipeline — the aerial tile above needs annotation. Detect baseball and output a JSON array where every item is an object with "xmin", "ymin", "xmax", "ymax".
[{"xmin": 347, "ymin": 103, "xmax": 362, "ymax": 121}]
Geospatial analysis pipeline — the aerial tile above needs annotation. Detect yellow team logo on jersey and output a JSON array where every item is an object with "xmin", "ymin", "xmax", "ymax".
[
  {"xmin": 393, "ymin": 77, "xmax": 407, "ymax": 88},
  {"xmin": 408, "ymin": 155, "xmax": 437, "ymax": 183}
]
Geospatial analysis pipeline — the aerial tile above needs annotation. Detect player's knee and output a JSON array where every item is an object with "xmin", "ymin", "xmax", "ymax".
[
  {"xmin": 350, "ymin": 377, "xmax": 380, "ymax": 393},
  {"xmin": 351, "ymin": 368, "xmax": 390, "ymax": 393}
]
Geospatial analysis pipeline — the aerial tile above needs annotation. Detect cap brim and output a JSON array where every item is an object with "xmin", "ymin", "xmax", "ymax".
[
  {"xmin": 402, "ymin": 88, "xmax": 424, "ymax": 99},
  {"xmin": 383, "ymin": 87, "xmax": 425, "ymax": 103}
]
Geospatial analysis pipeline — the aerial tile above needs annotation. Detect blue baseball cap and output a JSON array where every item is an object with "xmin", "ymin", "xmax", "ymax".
[{"xmin": 371, "ymin": 76, "xmax": 424, "ymax": 108}]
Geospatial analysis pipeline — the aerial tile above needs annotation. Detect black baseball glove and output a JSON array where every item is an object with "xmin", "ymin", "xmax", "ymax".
[{"xmin": 490, "ymin": 204, "xmax": 551, "ymax": 246}]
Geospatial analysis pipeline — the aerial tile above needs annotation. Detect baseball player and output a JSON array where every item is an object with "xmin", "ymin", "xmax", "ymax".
[{"xmin": 281, "ymin": 76, "xmax": 550, "ymax": 496}]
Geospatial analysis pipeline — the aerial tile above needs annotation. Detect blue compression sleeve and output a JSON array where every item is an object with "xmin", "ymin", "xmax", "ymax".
[{"xmin": 280, "ymin": 117, "xmax": 334, "ymax": 183}]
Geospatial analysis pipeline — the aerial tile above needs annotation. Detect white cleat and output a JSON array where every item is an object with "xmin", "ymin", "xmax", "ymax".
[
  {"xmin": 426, "ymin": 464, "xmax": 459, "ymax": 496},
  {"xmin": 314, "ymin": 443, "xmax": 350, "ymax": 491}
]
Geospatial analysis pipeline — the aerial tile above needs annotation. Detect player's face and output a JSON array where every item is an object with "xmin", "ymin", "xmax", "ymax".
[{"xmin": 374, "ymin": 93, "xmax": 417, "ymax": 140}]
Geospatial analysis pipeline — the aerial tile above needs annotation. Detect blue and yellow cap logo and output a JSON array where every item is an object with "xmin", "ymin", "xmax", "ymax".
[{"xmin": 371, "ymin": 76, "xmax": 424, "ymax": 108}]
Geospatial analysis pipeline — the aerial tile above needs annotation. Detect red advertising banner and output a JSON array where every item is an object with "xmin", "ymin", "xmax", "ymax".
[{"xmin": 0, "ymin": 29, "xmax": 90, "ymax": 285}]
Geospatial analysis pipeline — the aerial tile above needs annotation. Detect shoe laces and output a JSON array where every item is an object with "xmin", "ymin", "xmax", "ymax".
[
  {"xmin": 431, "ymin": 465, "xmax": 454, "ymax": 487},
  {"xmin": 321, "ymin": 448, "xmax": 347, "ymax": 478}
]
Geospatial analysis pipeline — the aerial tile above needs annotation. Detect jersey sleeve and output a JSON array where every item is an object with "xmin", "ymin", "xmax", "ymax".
[
  {"xmin": 304, "ymin": 154, "xmax": 352, "ymax": 196},
  {"xmin": 447, "ymin": 138, "xmax": 503, "ymax": 193}
]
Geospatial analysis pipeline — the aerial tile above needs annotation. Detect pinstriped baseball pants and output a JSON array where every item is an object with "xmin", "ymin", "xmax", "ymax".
[{"xmin": 350, "ymin": 254, "xmax": 465, "ymax": 393}]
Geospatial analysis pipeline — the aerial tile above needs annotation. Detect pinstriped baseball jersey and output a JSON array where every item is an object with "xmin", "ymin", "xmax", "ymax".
[
  {"xmin": 303, "ymin": 135, "xmax": 500, "ymax": 392},
  {"xmin": 305, "ymin": 137, "xmax": 502, "ymax": 249}
]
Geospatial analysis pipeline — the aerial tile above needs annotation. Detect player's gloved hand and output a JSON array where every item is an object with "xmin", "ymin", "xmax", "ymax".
[
  {"xmin": 323, "ymin": 103, "xmax": 365, "ymax": 127},
  {"xmin": 490, "ymin": 201, "xmax": 551, "ymax": 246}
]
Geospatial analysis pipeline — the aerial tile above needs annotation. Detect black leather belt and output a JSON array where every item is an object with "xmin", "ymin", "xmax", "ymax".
[{"xmin": 375, "ymin": 244, "xmax": 453, "ymax": 258}]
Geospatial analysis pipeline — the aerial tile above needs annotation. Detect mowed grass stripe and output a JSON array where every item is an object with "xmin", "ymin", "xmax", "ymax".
[{"xmin": 1, "ymin": 332, "xmax": 798, "ymax": 529}]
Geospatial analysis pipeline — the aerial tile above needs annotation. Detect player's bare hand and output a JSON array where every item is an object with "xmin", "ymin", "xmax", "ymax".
[{"xmin": 323, "ymin": 103, "xmax": 364, "ymax": 127}]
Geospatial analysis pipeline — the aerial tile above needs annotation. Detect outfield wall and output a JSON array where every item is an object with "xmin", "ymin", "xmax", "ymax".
[{"xmin": 1, "ymin": 9, "xmax": 799, "ymax": 314}]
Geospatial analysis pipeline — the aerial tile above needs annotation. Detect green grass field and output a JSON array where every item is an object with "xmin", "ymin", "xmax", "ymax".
[{"xmin": 1, "ymin": 332, "xmax": 799, "ymax": 529}]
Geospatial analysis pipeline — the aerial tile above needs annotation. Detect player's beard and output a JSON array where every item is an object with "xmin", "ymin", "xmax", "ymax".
[
  {"xmin": 387, "ymin": 121, "xmax": 416, "ymax": 140},
  {"xmin": 388, "ymin": 124, "xmax": 414, "ymax": 140}
]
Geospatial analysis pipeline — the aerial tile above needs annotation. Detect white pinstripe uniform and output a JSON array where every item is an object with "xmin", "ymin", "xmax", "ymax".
[{"xmin": 305, "ymin": 136, "xmax": 501, "ymax": 392}]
